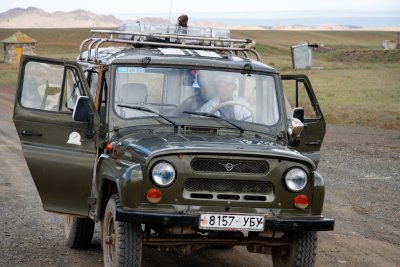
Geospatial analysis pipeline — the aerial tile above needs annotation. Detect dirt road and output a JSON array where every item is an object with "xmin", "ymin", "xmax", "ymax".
[{"xmin": 0, "ymin": 88, "xmax": 399, "ymax": 267}]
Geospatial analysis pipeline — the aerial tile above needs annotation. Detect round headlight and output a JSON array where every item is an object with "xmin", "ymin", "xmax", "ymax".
[
  {"xmin": 151, "ymin": 161, "xmax": 176, "ymax": 187},
  {"xmin": 284, "ymin": 168, "xmax": 308, "ymax": 192}
]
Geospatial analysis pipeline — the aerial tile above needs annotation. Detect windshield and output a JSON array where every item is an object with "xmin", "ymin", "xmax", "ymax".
[{"xmin": 114, "ymin": 67, "xmax": 280, "ymax": 127}]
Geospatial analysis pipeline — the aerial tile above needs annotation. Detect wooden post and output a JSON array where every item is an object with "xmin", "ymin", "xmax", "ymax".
[
  {"xmin": 397, "ymin": 32, "xmax": 399, "ymax": 49},
  {"xmin": 15, "ymin": 46, "xmax": 22, "ymax": 65}
]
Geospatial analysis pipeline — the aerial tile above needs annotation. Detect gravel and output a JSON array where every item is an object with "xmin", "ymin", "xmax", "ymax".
[{"xmin": 0, "ymin": 92, "xmax": 399, "ymax": 267}]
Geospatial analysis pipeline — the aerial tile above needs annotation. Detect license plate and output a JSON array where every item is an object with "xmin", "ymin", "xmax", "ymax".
[{"xmin": 199, "ymin": 214, "xmax": 264, "ymax": 231}]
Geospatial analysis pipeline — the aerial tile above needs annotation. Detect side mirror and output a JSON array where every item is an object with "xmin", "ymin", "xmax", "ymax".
[
  {"xmin": 288, "ymin": 118, "xmax": 304, "ymax": 147},
  {"xmin": 72, "ymin": 96, "xmax": 95, "ymax": 138},
  {"xmin": 293, "ymin": 107, "xmax": 304, "ymax": 122},
  {"xmin": 72, "ymin": 96, "xmax": 90, "ymax": 122}
]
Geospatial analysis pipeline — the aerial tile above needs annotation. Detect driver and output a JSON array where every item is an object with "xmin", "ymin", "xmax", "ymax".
[{"xmin": 199, "ymin": 74, "xmax": 252, "ymax": 121}]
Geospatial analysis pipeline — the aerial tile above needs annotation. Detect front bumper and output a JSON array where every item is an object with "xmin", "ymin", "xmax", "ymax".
[{"xmin": 116, "ymin": 208, "xmax": 334, "ymax": 232}]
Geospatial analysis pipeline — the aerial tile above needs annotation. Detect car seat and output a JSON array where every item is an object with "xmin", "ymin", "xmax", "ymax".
[{"xmin": 118, "ymin": 83, "xmax": 151, "ymax": 118}]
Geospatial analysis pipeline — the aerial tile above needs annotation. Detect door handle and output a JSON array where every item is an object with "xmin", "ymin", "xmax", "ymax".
[
  {"xmin": 306, "ymin": 140, "xmax": 321, "ymax": 146},
  {"xmin": 21, "ymin": 130, "xmax": 42, "ymax": 137}
]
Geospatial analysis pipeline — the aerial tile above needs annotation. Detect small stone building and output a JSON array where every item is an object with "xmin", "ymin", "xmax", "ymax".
[{"xmin": 2, "ymin": 31, "xmax": 36, "ymax": 64}]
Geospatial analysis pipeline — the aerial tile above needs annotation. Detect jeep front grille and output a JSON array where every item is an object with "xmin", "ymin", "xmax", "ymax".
[
  {"xmin": 183, "ymin": 178, "xmax": 274, "ymax": 202},
  {"xmin": 191, "ymin": 158, "xmax": 269, "ymax": 174}
]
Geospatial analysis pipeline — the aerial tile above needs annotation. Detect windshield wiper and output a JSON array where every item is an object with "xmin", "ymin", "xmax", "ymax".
[
  {"xmin": 183, "ymin": 111, "xmax": 244, "ymax": 134},
  {"xmin": 118, "ymin": 104, "xmax": 179, "ymax": 129}
]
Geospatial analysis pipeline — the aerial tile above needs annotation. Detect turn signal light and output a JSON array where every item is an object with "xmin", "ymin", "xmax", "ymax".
[
  {"xmin": 294, "ymin": 194, "xmax": 309, "ymax": 209},
  {"xmin": 106, "ymin": 143, "xmax": 113, "ymax": 152},
  {"xmin": 146, "ymin": 188, "xmax": 162, "ymax": 203}
]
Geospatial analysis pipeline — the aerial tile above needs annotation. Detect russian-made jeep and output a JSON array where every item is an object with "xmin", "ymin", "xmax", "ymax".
[{"xmin": 13, "ymin": 24, "xmax": 334, "ymax": 266}]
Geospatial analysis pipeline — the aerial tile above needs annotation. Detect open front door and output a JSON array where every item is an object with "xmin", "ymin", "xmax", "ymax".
[
  {"xmin": 282, "ymin": 74, "xmax": 326, "ymax": 167},
  {"xmin": 13, "ymin": 55, "xmax": 100, "ymax": 216}
]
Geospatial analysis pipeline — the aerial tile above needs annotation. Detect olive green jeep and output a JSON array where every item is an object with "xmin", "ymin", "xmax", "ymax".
[{"xmin": 13, "ymin": 24, "xmax": 333, "ymax": 267}]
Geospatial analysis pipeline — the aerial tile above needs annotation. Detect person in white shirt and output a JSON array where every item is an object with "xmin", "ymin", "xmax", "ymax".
[{"xmin": 199, "ymin": 74, "xmax": 253, "ymax": 121}]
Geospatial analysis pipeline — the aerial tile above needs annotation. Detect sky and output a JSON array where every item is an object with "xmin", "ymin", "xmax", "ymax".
[{"xmin": 1, "ymin": 0, "xmax": 400, "ymax": 26}]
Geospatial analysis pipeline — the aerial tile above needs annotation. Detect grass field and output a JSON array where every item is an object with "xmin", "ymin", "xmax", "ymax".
[{"xmin": 1, "ymin": 28, "xmax": 399, "ymax": 129}]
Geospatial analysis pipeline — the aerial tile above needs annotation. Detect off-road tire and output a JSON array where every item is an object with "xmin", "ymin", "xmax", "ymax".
[
  {"xmin": 102, "ymin": 194, "xmax": 142, "ymax": 267},
  {"xmin": 272, "ymin": 231, "xmax": 317, "ymax": 267},
  {"xmin": 64, "ymin": 215, "xmax": 95, "ymax": 249}
]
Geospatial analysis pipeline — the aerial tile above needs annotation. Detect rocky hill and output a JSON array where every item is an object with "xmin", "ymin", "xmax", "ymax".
[{"xmin": 0, "ymin": 7, "xmax": 120, "ymax": 28}]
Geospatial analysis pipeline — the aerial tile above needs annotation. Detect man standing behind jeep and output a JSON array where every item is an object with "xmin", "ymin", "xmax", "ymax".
[{"xmin": 200, "ymin": 75, "xmax": 252, "ymax": 121}]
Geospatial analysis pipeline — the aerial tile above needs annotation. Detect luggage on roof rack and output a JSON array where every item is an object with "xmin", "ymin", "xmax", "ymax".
[
  {"xmin": 78, "ymin": 22, "xmax": 260, "ymax": 63},
  {"xmin": 119, "ymin": 21, "xmax": 231, "ymax": 46}
]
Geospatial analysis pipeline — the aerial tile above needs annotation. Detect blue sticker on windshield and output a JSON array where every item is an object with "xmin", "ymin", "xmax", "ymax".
[
  {"xmin": 117, "ymin": 67, "xmax": 128, "ymax": 73},
  {"xmin": 129, "ymin": 67, "xmax": 145, "ymax": 73},
  {"xmin": 117, "ymin": 67, "xmax": 146, "ymax": 74}
]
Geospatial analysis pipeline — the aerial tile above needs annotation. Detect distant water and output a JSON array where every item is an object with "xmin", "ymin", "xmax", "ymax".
[
  {"xmin": 116, "ymin": 14, "xmax": 400, "ymax": 28},
  {"xmin": 209, "ymin": 17, "xmax": 400, "ymax": 28}
]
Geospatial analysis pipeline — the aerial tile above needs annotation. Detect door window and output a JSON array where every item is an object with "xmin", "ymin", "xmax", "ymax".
[
  {"xmin": 282, "ymin": 79, "xmax": 320, "ymax": 120},
  {"xmin": 21, "ymin": 61, "xmax": 64, "ymax": 111},
  {"xmin": 21, "ymin": 61, "xmax": 83, "ymax": 112},
  {"xmin": 62, "ymin": 68, "xmax": 83, "ymax": 112}
]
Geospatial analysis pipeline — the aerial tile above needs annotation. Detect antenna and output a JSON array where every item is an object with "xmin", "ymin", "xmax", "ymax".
[{"xmin": 168, "ymin": 0, "xmax": 174, "ymax": 24}]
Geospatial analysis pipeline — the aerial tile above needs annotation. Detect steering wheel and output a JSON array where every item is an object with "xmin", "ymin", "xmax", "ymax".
[{"xmin": 209, "ymin": 100, "xmax": 254, "ymax": 121}]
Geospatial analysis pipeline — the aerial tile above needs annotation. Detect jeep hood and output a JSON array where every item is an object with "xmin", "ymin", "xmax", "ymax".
[{"xmin": 115, "ymin": 132, "xmax": 316, "ymax": 169}]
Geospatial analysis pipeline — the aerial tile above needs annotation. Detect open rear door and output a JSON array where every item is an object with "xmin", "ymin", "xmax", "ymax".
[
  {"xmin": 282, "ymin": 74, "xmax": 326, "ymax": 167},
  {"xmin": 13, "ymin": 55, "xmax": 99, "ymax": 216}
]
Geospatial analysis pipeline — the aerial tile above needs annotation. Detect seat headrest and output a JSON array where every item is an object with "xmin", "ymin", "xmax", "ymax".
[{"xmin": 119, "ymin": 83, "xmax": 148, "ymax": 104}]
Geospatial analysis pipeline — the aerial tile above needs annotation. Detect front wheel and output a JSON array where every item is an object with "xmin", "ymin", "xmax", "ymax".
[
  {"xmin": 63, "ymin": 215, "xmax": 95, "ymax": 249},
  {"xmin": 102, "ymin": 194, "xmax": 143, "ymax": 267},
  {"xmin": 272, "ymin": 231, "xmax": 318, "ymax": 267}
]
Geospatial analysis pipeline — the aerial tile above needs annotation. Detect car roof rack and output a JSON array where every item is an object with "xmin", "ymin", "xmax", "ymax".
[{"xmin": 79, "ymin": 29, "xmax": 261, "ymax": 63}]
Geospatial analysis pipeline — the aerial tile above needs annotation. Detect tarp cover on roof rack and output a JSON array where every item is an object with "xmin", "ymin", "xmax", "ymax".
[{"xmin": 119, "ymin": 21, "xmax": 230, "ymax": 46}]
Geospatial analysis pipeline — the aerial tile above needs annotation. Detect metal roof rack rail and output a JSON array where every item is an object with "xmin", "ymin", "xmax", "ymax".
[{"xmin": 79, "ymin": 29, "xmax": 261, "ymax": 63}]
